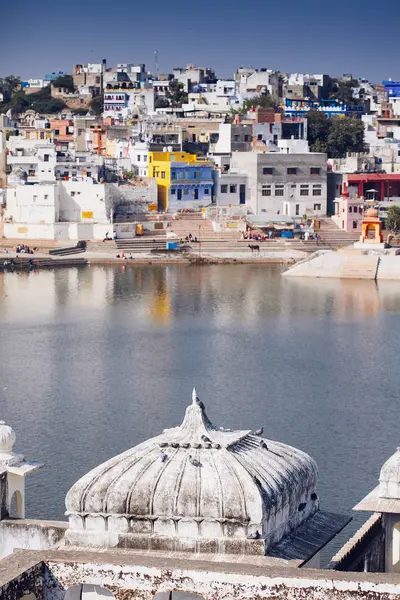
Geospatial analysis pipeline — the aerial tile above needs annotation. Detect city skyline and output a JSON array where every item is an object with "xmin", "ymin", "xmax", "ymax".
[{"xmin": 2, "ymin": 0, "xmax": 400, "ymax": 82}]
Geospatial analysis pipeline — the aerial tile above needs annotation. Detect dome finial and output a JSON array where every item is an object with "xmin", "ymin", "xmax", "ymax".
[{"xmin": 192, "ymin": 387, "xmax": 199, "ymax": 405}]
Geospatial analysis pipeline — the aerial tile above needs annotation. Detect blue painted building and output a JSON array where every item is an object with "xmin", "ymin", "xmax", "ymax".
[
  {"xmin": 285, "ymin": 98, "xmax": 364, "ymax": 118},
  {"xmin": 169, "ymin": 163, "xmax": 213, "ymax": 209},
  {"xmin": 383, "ymin": 81, "xmax": 400, "ymax": 98}
]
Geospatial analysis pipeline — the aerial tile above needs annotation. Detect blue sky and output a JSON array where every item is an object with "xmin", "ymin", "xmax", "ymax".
[{"xmin": 1, "ymin": 0, "xmax": 399, "ymax": 82}]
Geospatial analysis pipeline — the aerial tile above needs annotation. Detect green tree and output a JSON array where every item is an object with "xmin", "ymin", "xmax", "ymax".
[
  {"xmin": 306, "ymin": 110, "xmax": 330, "ymax": 153},
  {"xmin": 327, "ymin": 116, "xmax": 365, "ymax": 157},
  {"xmin": 89, "ymin": 95, "xmax": 103, "ymax": 116},
  {"xmin": 52, "ymin": 75, "xmax": 75, "ymax": 92},
  {"xmin": 386, "ymin": 205, "xmax": 400, "ymax": 232},
  {"xmin": 0, "ymin": 75, "xmax": 21, "ymax": 95},
  {"xmin": 6, "ymin": 91, "xmax": 30, "ymax": 114},
  {"xmin": 28, "ymin": 87, "xmax": 66, "ymax": 113},
  {"xmin": 231, "ymin": 93, "xmax": 279, "ymax": 118},
  {"xmin": 154, "ymin": 96, "xmax": 170, "ymax": 109},
  {"xmin": 329, "ymin": 78, "xmax": 360, "ymax": 106},
  {"xmin": 167, "ymin": 81, "xmax": 188, "ymax": 107},
  {"xmin": 71, "ymin": 107, "xmax": 89, "ymax": 115}
]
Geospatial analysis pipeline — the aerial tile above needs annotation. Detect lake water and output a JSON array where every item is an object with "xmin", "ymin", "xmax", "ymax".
[{"xmin": 1, "ymin": 263, "xmax": 400, "ymax": 562}]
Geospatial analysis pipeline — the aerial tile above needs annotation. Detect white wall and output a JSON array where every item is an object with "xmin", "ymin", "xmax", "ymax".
[
  {"xmin": 4, "ymin": 221, "xmax": 110, "ymax": 241},
  {"xmin": 59, "ymin": 182, "xmax": 108, "ymax": 223},
  {"xmin": 0, "ymin": 519, "xmax": 67, "ymax": 559},
  {"xmin": 5, "ymin": 185, "xmax": 59, "ymax": 224}
]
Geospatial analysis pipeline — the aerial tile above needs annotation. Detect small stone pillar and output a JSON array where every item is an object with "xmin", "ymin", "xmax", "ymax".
[{"xmin": 0, "ymin": 421, "xmax": 43, "ymax": 520}]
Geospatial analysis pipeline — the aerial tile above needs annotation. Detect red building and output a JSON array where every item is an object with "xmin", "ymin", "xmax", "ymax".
[{"xmin": 346, "ymin": 173, "xmax": 400, "ymax": 201}]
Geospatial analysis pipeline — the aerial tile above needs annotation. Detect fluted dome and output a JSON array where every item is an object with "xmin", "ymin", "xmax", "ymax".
[
  {"xmin": 65, "ymin": 390, "xmax": 319, "ymax": 553},
  {"xmin": 0, "ymin": 421, "xmax": 16, "ymax": 454}
]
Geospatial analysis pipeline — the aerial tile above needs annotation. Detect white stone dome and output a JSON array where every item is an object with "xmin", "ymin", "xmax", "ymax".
[
  {"xmin": 0, "ymin": 421, "xmax": 16, "ymax": 454},
  {"xmin": 379, "ymin": 447, "xmax": 400, "ymax": 499},
  {"xmin": 65, "ymin": 390, "xmax": 319, "ymax": 553}
]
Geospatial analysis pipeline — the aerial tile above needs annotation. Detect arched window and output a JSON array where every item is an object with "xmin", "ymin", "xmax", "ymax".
[
  {"xmin": 65, "ymin": 584, "xmax": 115, "ymax": 599},
  {"xmin": 9, "ymin": 490, "xmax": 23, "ymax": 518},
  {"xmin": 349, "ymin": 206, "xmax": 352, "ymax": 213}
]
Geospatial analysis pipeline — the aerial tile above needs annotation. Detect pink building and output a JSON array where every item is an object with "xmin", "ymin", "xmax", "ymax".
[{"xmin": 333, "ymin": 194, "xmax": 364, "ymax": 232}]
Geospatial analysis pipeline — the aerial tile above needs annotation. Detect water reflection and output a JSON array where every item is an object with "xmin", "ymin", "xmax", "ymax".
[
  {"xmin": 3, "ymin": 265, "xmax": 400, "ymax": 325},
  {"xmin": 1, "ymin": 264, "xmax": 400, "ymax": 565}
]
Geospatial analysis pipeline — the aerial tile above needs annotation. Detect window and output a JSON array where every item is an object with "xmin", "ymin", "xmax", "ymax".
[
  {"xmin": 184, "ymin": 188, "xmax": 189, "ymax": 195},
  {"xmin": 230, "ymin": 184, "xmax": 237, "ymax": 194},
  {"xmin": 72, "ymin": 171, "xmax": 77, "ymax": 177},
  {"xmin": 161, "ymin": 172, "xmax": 166, "ymax": 179},
  {"xmin": 261, "ymin": 209, "xmax": 267, "ymax": 212},
  {"xmin": 287, "ymin": 167, "xmax": 297, "ymax": 175},
  {"xmin": 28, "ymin": 169, "xmax": 35, "ymax": 177},
  {"xmin": 310, "ymin": 167, "xmax": 320, "ymax": 175},
  {"xmin": 353, "ymin": 220, "xmax": 358, "ymax": 229},
  {"xmin": 263, "ymin": 167, "xmax": 273, "ymax": 175},
  {"xmin": 71, "ymin": 192, "xmax": 76, "ymax": 197},
  {"xmin": 143, "ymin": 155, "xmax": 147, "ymax": 161},
  {"xmin": 275, "ymin": 185, "xmax": 284, "ymax": 197},
  {"xmin": 204, "ymin": 188, "xmax": 209, "ymax": 194},
  {"xmin": 137, "ymin": 155, "xmax": 141, "ymax": 161},
  {"xmin": 221, "ymin": 184, "xmax": 228, "ymax": 193},
  {"xmin": 349, "ymin": 206, "xmax": 353, "ymax": 213},
  {"xmin": 149, "ymin": 156, "xmax": 152, "ymax": 163},
  {"xmin": 295, "ymin": 204, "xmax": 300, "ymax": 215},
  {"xmin": 194, "ymin": 189, "xmax": 199, "ymax": 200},
  {"xmin": 171, "ymin": 189, "xmax": 176, "ymax": 195},
  {"xmin": 313, "ymin": 203, "xmax": 322, "ymax": 210},
  {"xmin": 87, "ymin": 171, "xmax": 91, "ymax": 177},
  {"xmin": 244, "ymin": 134, "xmax": 251, "ymax": 142},
  {"xmin": 300, "ymin": 185, "xmax": 309, "ymax": 196},
  {"xmin": 55, "ymin": 129, "xmax": 60, "ymax": 135},
  {"xmin": 233, "ymin": 134, "xmax": 240, "ymax": 142},
  {"xmin": 257, "ymin": 134, "xmax": 263, "ymax": 141},
  {"xmin": 44, "ymin": 195, "xmax": 48, "ymax": 200},
  {"xmin": 313, "ymin": 185, "xmax": 322, "ymax": 196},
  {"xmin": 262, "ymin": 185, "xmax": 271, "ymax": 197}
]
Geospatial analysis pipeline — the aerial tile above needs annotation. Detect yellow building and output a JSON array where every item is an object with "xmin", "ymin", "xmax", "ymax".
[{"xmin": 148, "ymin": 151, "xmax": 213, "ymax": 211}]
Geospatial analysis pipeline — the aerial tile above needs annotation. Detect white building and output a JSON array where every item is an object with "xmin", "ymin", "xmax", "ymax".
[
  {"xmin": 129, "ymin": 141, "xmax": 149, "ymax": 177},
  {"xmin": 236, "ymin": 68, "xmax": 281, "ymax": 97},
  {"xmin": 103, "ymin": 88, "xmax": 155, "ymax": 120},
  {"xmin": 7, "ymin": 135, "xmax": 56, "ymax": 185}
]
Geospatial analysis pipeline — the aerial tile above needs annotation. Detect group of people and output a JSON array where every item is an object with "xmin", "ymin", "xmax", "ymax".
[
  {"xmin": 241, "ymin": 231, "xmax": 273, "ymax": 241},
  {"xmin": 103, "ymin": 231, "xmax": 117, "ymax": 242},
  {"xmin": 115, "ymin": 253, "xmax": 134, "ymax": 260},
  {"xmin": 183, "ymin": 233, "xmax": 198, "ymax": 243},
  {"xmin": 16, "ymin": 244, "xmax": 35, "ymax": 254}
]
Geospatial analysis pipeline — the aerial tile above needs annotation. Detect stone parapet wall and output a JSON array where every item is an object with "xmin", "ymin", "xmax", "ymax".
[
  {"xmin": 4, "ymin": 549, "xmax": 400, "ymax": 600},
  {"xmin": 0, "ymin": 519, "xmax": 67, "ymax": 560}
]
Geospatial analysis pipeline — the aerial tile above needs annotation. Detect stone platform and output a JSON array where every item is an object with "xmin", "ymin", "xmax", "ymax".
[{"xmin": 283, "ymin": 248, "xmax": 400, "ymax": 280}]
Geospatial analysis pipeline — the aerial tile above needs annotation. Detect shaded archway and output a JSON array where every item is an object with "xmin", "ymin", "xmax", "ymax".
[
  {"xmin": 153, "ymin": 592, "xmax": 205, "ymax": 600},
  {"xmin": 65, "ymin": 584, "xmax": 115, "ymax": 599},
  {"xmin": 9, "ymin": 490, "xmax": 23, "ymax": 518}
]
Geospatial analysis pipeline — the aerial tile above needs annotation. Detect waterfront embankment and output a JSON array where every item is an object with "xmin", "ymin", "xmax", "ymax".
[
  {"xmin": 283, "ymin": 248, "xmax": 400, "ymax": 280},
  {"xmin": 0, "ymin": 248, "xmax": 307, "ymax": 270}
]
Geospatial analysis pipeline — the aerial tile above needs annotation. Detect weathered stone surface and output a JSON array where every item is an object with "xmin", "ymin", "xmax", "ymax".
[
  {"xmin": 3, "ymin": 548, "xmax": 400, "ymax": 600},
  {"xmin": 65, "ymin": 390, "xmax": 319, "ymax": 554}
]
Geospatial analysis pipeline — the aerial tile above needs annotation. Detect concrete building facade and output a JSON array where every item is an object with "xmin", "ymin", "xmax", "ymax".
[{"xmin": 230, "ymin": 152, "xmax": 327, "ymax": 218}]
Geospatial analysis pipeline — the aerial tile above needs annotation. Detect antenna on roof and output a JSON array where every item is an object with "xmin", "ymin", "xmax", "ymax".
[{"xmin": 154, "ymin": 50, "xmax": 159, "ymax": 80}]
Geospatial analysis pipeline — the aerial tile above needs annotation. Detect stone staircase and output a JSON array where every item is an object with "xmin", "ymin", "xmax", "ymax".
[
  {"xmin": 317, "ymin": 218, "xmax": 360, "ymax": 248},
  {"xmin": 339, "ymin": 255, "xmax": 379, "ymax": 279}
]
